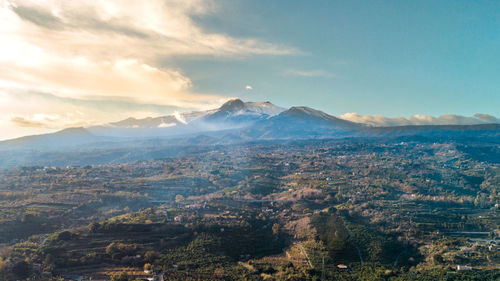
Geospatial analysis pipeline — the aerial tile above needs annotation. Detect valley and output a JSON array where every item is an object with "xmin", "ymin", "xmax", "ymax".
[
  {"xmin": 0, "ymin": 136, "xmax": 498, "ymax": 280},
  {"xmin": 2, "ymin": 0, "xmax": 498, "ymax": 280}
]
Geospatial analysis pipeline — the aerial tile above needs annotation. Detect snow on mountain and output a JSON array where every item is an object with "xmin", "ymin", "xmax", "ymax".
[
  {"xmin": 105, "ymin": 99, "xmax": 285, "ymax": 129},
  {"xmin": 244, "ymin": 101, "xmax": 285, "ymax": 116},
  {"xmin": 2, "ymin": 99, "xmax": 499, "ymax": 158},
  {"xmin": 279, "ymin": 106, "xmax": 363, "ymax": 128}
]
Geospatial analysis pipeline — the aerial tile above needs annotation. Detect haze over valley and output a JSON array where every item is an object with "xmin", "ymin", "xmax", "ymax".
[{"xmin": 0, "ymin": 1, "xmax": 498, "ymax": 280}]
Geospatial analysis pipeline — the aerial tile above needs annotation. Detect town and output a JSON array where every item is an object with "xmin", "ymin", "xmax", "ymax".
[{"xmin": 0, "ymin": 136, "xmax": 498, "ymax": 280}]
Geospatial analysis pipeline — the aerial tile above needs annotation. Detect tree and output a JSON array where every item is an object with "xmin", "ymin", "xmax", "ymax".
[
  {"xmin": 144, "ymin": 250, "xmax": 160, "ymax": 263},
  {"xmin": 175, "ymin": 194, "xmax": 185, "ymax": 203},
  {"xmin": 12, "ymin": 261, "xmax": 31, "ymax": 279},
  {"xmin": 431, "ymin": 254, "xmax": 444, "ymax": 265},
  {"xmin": 0, "ymin": 257, "xmax": 5, "ymax": 272},
  {"xmin": 106, "ymin": 242, "xmax": 139, "ymax": 260},
  {"xmin": 57, "ymin": 231, "xmax": 72, "ymax": 241},
  {"xmin": 88, "ymin": 222, "xmax": 100, "ymax": 233},
  {"xmin": 111, "ymin": 271, "xmax": 129, "ymax": 281},
  {"xmin": 272, "ymin": 223, "xmax": 280, "ymax": 236},
  {"xmin": 43, "ymin": 253, "xmax": 55, "ymax": 267}
]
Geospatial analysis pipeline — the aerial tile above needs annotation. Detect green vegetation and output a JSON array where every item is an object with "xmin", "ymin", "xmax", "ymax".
[{"xmin": 0, "ymin": 137, "xmax": 498, "ymax": 280}]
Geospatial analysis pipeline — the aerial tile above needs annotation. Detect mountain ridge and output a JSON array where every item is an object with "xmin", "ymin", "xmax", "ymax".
[{"xmin": 1, "ymin": 99, "xmax": 499, "ymax": 149}]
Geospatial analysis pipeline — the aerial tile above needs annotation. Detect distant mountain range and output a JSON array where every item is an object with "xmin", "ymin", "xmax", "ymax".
[
  {"xmin": 2, "ymin": 98, "xmax": 500, "ymax": 147},
  {"xmin": 0, "ymin": 99, "xmax": 498, "ymax": 168},
  {"xmin": 86, "ymin": 99, "xmax": 286, "ymax": 138}
]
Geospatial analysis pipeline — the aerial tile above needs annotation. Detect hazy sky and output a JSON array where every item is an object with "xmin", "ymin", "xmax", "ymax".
[{"xmin": 0, "ymin": 0, "xmax": 498, "ymax": 139}]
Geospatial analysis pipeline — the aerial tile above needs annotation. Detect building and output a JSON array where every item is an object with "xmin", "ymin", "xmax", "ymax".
[{"xmin": 456, "ymin": 265, "xmax": 472, "ymax": 271}]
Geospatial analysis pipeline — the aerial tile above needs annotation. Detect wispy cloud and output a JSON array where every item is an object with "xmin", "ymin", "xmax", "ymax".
[
  {"xmin": 339, "ymin": 113, "xmax": 500, "ymax": 126},
  {"xmin": 0, "ymin": 0, "xmax": 298, "ymax": 137},
  {"xmin": 173, "ymin": 111, "xmax": 187, "ymax": 124},
  {"xmin": 0, "ymin": 89, "xmax": 213, "ymax": 127},
  {"xmin": 283, "ymin": 69, "xmax": 336, "ymax": 78},
  {"xmin": 4, "ymin": 0, "xmax": 298, "ymax": 60},
  {"xmin": 10, "ymin": 113, "xmax": 92, "ymax": 129}
]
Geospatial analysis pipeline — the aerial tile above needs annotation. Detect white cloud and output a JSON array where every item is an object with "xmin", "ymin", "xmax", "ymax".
[
  {"xmin": 339, "ymin": 113, "xmax": 500, "ymax": 126},
  {"xmin": 3, "ymin": 0, "xmax": 297, "ymax": 60},
  {"xmin": 245, "ymin": 85, "xmax": 253, "ymax": 90},
  {"xmin": 0, "ymin": 0, "xmax": 298, "ymax": 138},
  {"xmin": 0, "ymin": 54, "xmax": 222, "ymax": 107},
  {"xmin": 173, "ymin": 111, "xmax": 187, "ymax": 124},
  {"xmin": 474, "ymin": 113, "xmax": 499, "ymax": 123},
  {"xmin": 158, "ymin": 122, "xmax": 177, "ymax": 128}
]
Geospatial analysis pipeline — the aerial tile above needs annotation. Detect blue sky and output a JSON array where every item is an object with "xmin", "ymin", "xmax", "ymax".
[
  {"xmin": 180, "ymin": 0, "xmax": 499, "ymax": 116},
  {"xmin": 0, "ymin": 0, "xmax": 498, "ymax": 139}
]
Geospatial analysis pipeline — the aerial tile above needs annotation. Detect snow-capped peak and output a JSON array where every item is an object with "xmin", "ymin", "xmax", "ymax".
[
  {"xmin": 105, "ymin": 99, "xmax": 285, "ymax": 130},
  {"xmin": 244, "ymin": 101, "xmax": 285, "ymax": 116},
  {"xmin": 215, "ymin": 99, "xmax": 285, "ymax": 117}
]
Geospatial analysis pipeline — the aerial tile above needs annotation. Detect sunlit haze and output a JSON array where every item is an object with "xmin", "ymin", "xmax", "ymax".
[{"xmin": 0, "ymin": 0, "xmax": 498, "ymax": 140}]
